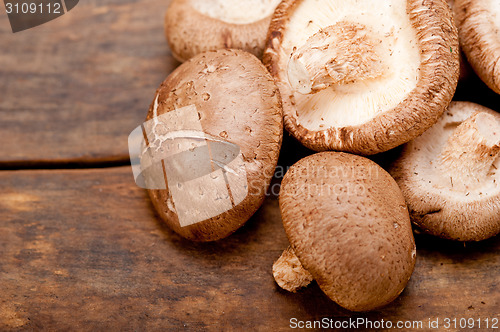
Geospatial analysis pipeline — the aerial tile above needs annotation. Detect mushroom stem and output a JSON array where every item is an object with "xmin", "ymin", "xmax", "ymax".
[
  {"xmin": 287, "ymin": 22, "xmax": 383, "ymax": 94},
  {"xmin": 272, "ymin": 246, "xmax": 313, "ymax": 292},
  {"xmin": 439, "ymin": 112, "xmax": 500, "ymax": 189}
]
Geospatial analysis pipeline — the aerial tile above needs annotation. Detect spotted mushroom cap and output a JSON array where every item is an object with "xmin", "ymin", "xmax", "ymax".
[
  {"xmin": 390, "ymin": 102, "xmax": 500, "ymax": 241},
  {"xmin": 454, "ymin": 0, "xmax": 500, "ymax": 94},
  {"xmin": 280, "ymin": 152, "xmax": 416, "ymax": 311}
]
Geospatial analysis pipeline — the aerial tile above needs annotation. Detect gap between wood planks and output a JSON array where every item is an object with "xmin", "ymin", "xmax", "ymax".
[{"xmin": 0, "ymin": 156, "xmax": 131, "ymax": 171}]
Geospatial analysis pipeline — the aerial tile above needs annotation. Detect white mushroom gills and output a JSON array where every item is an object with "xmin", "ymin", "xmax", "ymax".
[
  {"xmin": 438, "ymin": 112, "xmax": 500, "ymax": 190},
  {"xmin": 287, "ymin": 22, "xmax": 384, "ymax": 95},
  {"xmin": 272, "ymin": 246, "xmax": 313, "ymax": 292},
  {"xmin": 188, "ymin": 0, "xmax": 281, "ymax": 24},
  {"xmin": 280, "ymin": 0, "xmax": 420, "ymax": 129}
]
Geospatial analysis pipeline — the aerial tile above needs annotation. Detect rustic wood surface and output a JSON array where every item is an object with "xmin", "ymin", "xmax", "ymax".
[
  {"xmin": 1, "ymin": 0, "xmax": 499, "ymax": 330},
  {"xmin": 0, "ymin": 168, "xmax": 498, "ymax": 331},
  {"xmin": 0, "ymin": 0, "xmax": 175, "ymax": 165}
]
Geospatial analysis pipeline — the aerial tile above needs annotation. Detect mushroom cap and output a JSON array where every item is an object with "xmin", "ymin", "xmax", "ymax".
[
  {"xmin": 390, "ymin": 102, "xmax": 500, "ymax": 241},
  {"xmin": 279, "ymin": 152, "xmax": 416, "ymax": 311},
  {"xmin": 165, "ymin": 0, "xmax": 281, "ymax": 62},
  {"xmin": 455, "ymin": 0, "xmax": 500, "ymax": 94},
  {"xmin": 146, "ymin": 49, "xmax": 283, "ymax": 241},
  {"xmin": 264, "ymin": 0, "xmax": 459, "ymax": 155}
]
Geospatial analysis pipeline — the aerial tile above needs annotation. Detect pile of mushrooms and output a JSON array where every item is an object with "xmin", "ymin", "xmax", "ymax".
[{"xmin": 140, "ymin": 0, "xmax": 499, "ymax": 312}]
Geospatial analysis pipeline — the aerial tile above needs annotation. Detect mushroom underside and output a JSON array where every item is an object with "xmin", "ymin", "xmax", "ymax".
[
  {"xmin": 391, "ymin": 102, "xmax": 500, "ymax": 241},
  {"xmin": 189, "ymin": 0, "xmax": 281, "ymax": 24},
  {"xmin": 279, "ymin": 0, "xmax": 421, "ymax": 130}
]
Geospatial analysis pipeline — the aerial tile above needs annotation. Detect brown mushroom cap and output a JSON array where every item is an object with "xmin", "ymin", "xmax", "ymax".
[
  {"xmin": 145, "ymin": 49, "xmax": 283, "ymax": 241},
  {"xmin": 447, "ymin": 0, "xmax": 474, "ymax": 82},
  {"xmin": 264, "ymin": 0, "xmax": 459, "ymax": 155},
  {"xmin": 390, "ymin": 102, "xmax": 500, "ymax": 241},
  {"xmin": 455, "ymin": 0, "xmax": 500, "ymax": 94},
  {"xmin": 165, "ymin": 0, "xmax": 281, "ymax": 62},
  {"xmin": 279, "ymin": 152, "xmax": 416, "ymax": 312}
]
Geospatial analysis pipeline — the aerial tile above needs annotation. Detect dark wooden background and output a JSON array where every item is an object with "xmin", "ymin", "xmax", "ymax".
[{"xmin": 0, "ymin": 0, "xmax": 498, "ymax": 331}]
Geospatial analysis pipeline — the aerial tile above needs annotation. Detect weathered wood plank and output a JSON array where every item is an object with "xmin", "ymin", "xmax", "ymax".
[
  {"xmin": 0, "ymin": 0, "xmax": 176, "ymax": 165},
  {"xmin": 0, "ymin": 168, "xmax": 498, "ymax": 331}
]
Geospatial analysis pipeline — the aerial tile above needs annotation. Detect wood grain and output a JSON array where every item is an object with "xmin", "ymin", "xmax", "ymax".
[
  {"xmin": 0, "ymin": 0, "xmax": 177, "ymax": 165},
  {"xmin": 0, "ymin": 168, "xmax": 498, "ymax": 331}
]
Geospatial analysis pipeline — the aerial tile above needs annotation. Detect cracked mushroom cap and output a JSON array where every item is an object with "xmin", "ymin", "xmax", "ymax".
[
  {"xmin": 145, "ymin": 49, "xmax": 283, "ymax": 241},
  {"xmin": 454, "ymin": 0, "xmax": 500, "ymax": 94},
  {"xmin": 264, "ymin": 0, "xmax": 459, "ymax": 155},
  {"xmin": 390, "ymin": 102, "xmax": 500, "ymax": 241},
  {"xmin": 279, "ymin": 152, "xmax": 416, "ymax": 312},
  {"xmin": 165, "ymin": 0, "xmax": 282, "ymax": 62}
]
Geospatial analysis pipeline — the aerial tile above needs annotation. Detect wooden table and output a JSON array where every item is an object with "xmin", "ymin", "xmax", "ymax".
[{"xmin": 1, "ymin": 1, "xmax": 498, "ymax": 331}]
